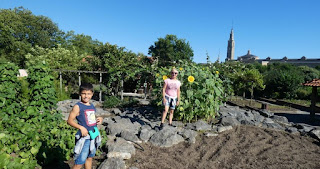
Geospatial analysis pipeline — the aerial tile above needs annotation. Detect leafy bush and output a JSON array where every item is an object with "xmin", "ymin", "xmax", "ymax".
[
  {"xmin": 0, "ymin": 62, "xmax": 22, "ymax": 114},
  {"xmin": 152, "ymin": 61, "xmax": 224, "ymax": 122},
  {"xmin": 27, "ymin": 64, "xmax": 57, "ymax": 112},
  {"xmin": 296, "ymin": 88, "xmax": 312, "ymax": 100},
  {"xmin": 118, "ymin": 97, "xmax": 139, "ymax": 108},
  {"xmin": 0, "ymin": 63, "xmax": 79, "ymax": 168},
  {"xmin": 264, "ymin": 65, "xmax": 304, "ymax": 99},
  {"xmin": 103, "ymin": 96, "xmax": 121, "ymax": 108}
]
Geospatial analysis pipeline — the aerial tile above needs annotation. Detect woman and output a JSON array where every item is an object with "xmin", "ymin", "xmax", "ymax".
[{"xmin": 160, "ymin": 68, "xmax": 181, "ymax": 128}]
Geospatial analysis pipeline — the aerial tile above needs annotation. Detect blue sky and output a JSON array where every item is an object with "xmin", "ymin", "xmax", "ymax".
[{"xmin": 1, "ymin": 0, "xmax": 320, "ymax": 63}]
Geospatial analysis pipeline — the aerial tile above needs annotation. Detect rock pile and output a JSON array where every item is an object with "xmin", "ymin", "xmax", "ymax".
[{"xmin": 57, "ymin": 100, "xmax": 320, "ymax": 169}]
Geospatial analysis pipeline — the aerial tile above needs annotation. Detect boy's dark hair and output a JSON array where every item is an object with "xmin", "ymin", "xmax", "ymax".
[{"xmin": 79, "ymin": 83, "xmax": 93, "ymax": 94}]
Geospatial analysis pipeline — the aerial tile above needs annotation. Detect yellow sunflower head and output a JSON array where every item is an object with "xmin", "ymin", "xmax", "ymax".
[
  {"xmin": 163, "ymin": 75, "xmax": 168, "ymax": 80},
  {"xmin": 188, "ymin": 76, "xmax": 195, "ymax": 83},
  {"xmin": 179, "ymin": 67, "xmax": 183, "ymax": 71},
  {"xmin": 216, "ymin": 71, "xmax": 219, "ymax": 75}
]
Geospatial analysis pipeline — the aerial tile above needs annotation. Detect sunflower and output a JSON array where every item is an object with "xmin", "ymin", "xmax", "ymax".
[
  {"xmin": 216, "ymin": 71, "xmax": 219, "ymax": 75},
  {"xmin": 163, "ymin": 75, "xmax": 168, "ymax": 80},
  {"xmin": 179, "ymin": 67, "xmax": 183, "ymax": 71},
  {"xmin": 188, "ymin": 76, "xmax": 195, "ymax": 83}
]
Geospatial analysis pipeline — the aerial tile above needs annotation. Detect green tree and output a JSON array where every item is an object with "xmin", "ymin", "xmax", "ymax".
[
  {"xmin": 25, "ymin": 45, "xmax": 83, "ymax": 70},
  {"xmin": 264, "ymin": 63, "xmax": 304, "ymax": 99},
  {"xmin": 61, "ymin": 31, "xmax": 103, "ymax": 55},
  {"xmin": 0, "ymin": 7, "xmax": 62, "ymax": 67},
  {"xmin": 298, "ymin": 66, "xmax": 320, "ymax": 82},
  {"xmin": 88, "ymin": 43, "xmax": 146, "ymax": 94},
  {"xmin": 148, "ymin": 34, "xmax": 194, "ymax": 67}
]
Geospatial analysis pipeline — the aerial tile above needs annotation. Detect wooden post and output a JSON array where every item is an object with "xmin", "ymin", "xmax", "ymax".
[
  {"xmin": 78, "ymin": 72, "xmax": 81, "ymax": 100},
  {"xmin": 59, "ymin": 71, "xmax": 62, "ymax": 95},
  {"xmin": 121, "ymin": 79, "xmax": 124, "ymax": 101},
  {"xmin": 311, "ymin": 86, "xmax": 317, "ymax": 117},
  {"xmin": 144, "ymin": 81, "xmax": 147, "ymax": 99},
  {"xmin": 99, "ymin": 73, "xmax": 102, "ymax": 102}
]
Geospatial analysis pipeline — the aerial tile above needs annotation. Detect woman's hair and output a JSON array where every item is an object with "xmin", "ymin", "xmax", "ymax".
[{"xmin": 171, "ymin": 67, "xmax": 178, "ymax": 73}]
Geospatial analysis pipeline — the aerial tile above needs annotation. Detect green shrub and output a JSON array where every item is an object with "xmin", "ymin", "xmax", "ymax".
[
  {"xmin": 54, "ymin": 79, "xmax": 71, "ymax": 101},
  {"xmin": 118, "ymin": 97, "xmax": 139, "ymax": 108},
  {"xmin": 0, "ymin": 63, "xmax": 79, "ymax": 168},
  {"xmin": 103, "ymin": 96, "xmax": 121, "ymax": 108},
  {"xmin": 152, "ymin": 61, "xmax": 224, "ymax": 122},
  {"xmin": 296, "ymin": 88, "xmax": 312, "ymax": 100}
]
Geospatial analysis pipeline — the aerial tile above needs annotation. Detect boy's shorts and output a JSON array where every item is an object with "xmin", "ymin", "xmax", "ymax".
[
  {"xmin": 163, "ymin": 96, "xmax": 178, "ymax": 110},
  {"xmin": 75, "ymin": 139, "xmax": 96, "ymax": 165}
]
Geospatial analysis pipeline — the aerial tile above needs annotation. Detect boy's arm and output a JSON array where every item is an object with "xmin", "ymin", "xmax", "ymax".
[{"xmin": 67, "ymin": 105, "xmax": 88, "ymax": 137}]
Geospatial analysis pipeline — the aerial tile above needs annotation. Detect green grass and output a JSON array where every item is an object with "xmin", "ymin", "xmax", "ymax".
[{"xmin": 229, "ymin": 96, "xmax": 297, "ymax": 111}]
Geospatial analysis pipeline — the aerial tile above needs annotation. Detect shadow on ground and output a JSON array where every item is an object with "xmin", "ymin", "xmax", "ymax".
[{"xmin": 275, "ymin": 112, "xmax": 320, "ymax": 126}]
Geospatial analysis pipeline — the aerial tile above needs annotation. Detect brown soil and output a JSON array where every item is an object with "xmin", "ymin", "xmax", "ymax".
[{"xmin": 127, "ymin": 126, "xmax": 320, "ymax": 169}]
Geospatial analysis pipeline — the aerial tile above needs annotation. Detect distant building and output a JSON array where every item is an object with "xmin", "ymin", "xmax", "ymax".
[
  {"xmin": 237, "ymin": 50, "xmax": 259, "ymax": 63},
  {"xmin": 235, "ymin": 51, "xmax": 320, "ymax": 67},
  {"xmin": 226, "ymin": 29, "xmax": 235, "ymax": 61},
  {"xmin": 257, "ymin": 56, "xmax": 320, "ymax": 68}
]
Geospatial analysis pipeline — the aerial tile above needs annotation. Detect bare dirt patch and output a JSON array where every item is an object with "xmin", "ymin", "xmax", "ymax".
[{"xmin": 127, "ymin": 126, "xmax": 320, "ymax": 169}]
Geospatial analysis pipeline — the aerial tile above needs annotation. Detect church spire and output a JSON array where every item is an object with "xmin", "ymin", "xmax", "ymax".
[{"xmin": 226, "ymin": 29, "xmax": 235, "ymax": 61}]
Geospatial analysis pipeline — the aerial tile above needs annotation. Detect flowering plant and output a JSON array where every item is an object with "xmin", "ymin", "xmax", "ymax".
[{"xmin": 152, "ymin": 61, "xmax": 224, "ymax": 122}]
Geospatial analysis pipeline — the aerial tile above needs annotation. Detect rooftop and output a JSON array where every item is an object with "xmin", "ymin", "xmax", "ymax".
[{"xmin": 303, "ymin": 79, "xmax": 320, "ymax": 87}]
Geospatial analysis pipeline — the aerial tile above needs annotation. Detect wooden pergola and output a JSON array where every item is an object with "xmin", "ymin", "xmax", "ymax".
[
  {"xmin": 54, "ymin": 69, "xmax": 108, "ymax": 102},
  {"xmin": 302, "ymin": 79, "xmax": 320, "ymax": 117}
]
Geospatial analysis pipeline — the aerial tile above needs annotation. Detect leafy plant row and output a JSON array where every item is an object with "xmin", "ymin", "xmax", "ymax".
[
  {"xmin": 0, "ymin": 63, "xmax": 75, "ymax": 168},
  {"xmin": 152, "ymin": 61, "xmax": 225, "ymax": 122}
]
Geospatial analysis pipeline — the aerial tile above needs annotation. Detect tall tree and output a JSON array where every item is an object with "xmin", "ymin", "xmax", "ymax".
[
  {"xmin": 264, "ymin": 63, "xmax": 304, "ymax": 99},
  {"xmin": 0, "ymin": 7, "xmax": 62, "ymax": 67},
  {"xmin": 148, "ymin": 34, "xmax": 194, "ymax": 67},
  {"xmin": 61, "ymin": 30, "xmax": 103, "ymax": 55}
]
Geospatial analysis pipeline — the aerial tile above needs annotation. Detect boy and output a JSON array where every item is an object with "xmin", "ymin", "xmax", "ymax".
[{"xmin": 67, "ymin": 83, "xmax": 103, "ymax": 169}]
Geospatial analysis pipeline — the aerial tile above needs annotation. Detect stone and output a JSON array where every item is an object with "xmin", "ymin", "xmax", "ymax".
[
  {"xmin": 140, "ymin": 125, "xmax": 152, "ymax": 130},
  {"xmin": 262, "ymin": 118, "xmax": 274, "ymax": 124},
  {"xmin": 96, "ymin": 108, "xmax": 112, "ymax": 117},
  {"xmin": 149, "ymin": 126, "xmax": 184, "ymax": 147},
  {"xmin": 103, "ymin": 117, "xmax": 115, "ymax": 125},
  {"xmin": 194, "ymin": 120, "xmax": 212, "ymax": 131},
  {"xmin": 105, "ymin": 118, "xmax": 141, "ymax": 136},
  {"xmin": 98, "ymin": 158, "xmax": 126, "ymax": 169},
  {"xmin": 309, "ymin": 129, "xmax": 320, "ymax": 141},
  {"xmin": 107, "ymin": 138, "xmax": 135, "ymax": 160},
  {"xmin": 178, "ymin": 129, "xmax": 198, "ymax": 143},
  {"xmin": 185, "ymin": 123, "xmax": 196, "ymax": 130},
  {"xmin": 240, "ymin": 120, "xmax": 255, "ymax": 126},
  {"xmin": 205, "ymin": 132, "xmax": 219, "ymax": 137},
  {"xmin": 259, "ymin": 109, "xmax": 274, "ymax": 118},
  {"xmin": 139, "ymin": 128, "xmax": 156, "ymax": 142},
  {"xmin": 252, "ymin": 111, "xmax": 265, "ymax": 123},
  {"xmin": 264, "ymin": 122, "xmax": 285, "ymax": 131},
  {"xmin": 172, "ymin": 121, "xmax": 185, "ymax": 127},
  {"xmin": 129, "ymin": 167, "xmax": 139, "ymax": 169},
  {"xmin": 112, "ymin": 108, "xmax": 122, "ymax": 115},
  {"xmin": 217, "ymin": 126, "xmax": 233, "ymax": 133},
  {"xmin": 295, "ymin": 123, "xmax": 315, "ymax": 132},
  {"xmin": 120, "ymin": 130, "xmax": 140, "ymax": 142},
  {"xmin": 272, "ymin": 115, "xmax": 289, "ymax": 124},
  {"xmin": 61, "ymin": 113, "xmax": 69, "ymax": 121},
  {"xmin": 57, "ymin": 106, "xmax": 68, "ymax": 113},
  {"xmin": 220, "ymin": 116, "xmax": 240, "ymax": 126},
  {"xmin": 285, "ymin": 127, "xmax": 299, "ymax": 134}
]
